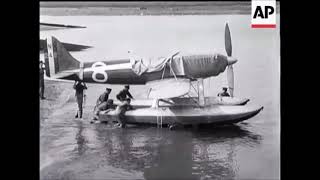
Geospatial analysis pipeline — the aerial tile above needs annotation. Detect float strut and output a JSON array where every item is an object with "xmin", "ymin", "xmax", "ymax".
[{"xmin": 197, "ymin": 78, "xmax": 205, "ymax": 107}]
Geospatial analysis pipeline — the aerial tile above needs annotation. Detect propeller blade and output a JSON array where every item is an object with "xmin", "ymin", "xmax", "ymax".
[
  {"xmin": 225, "ymin": 23, "xmax": 232, "ymax": 57},
  {"xmin": 227, "ymin": 65, "xmax": 234, "ymax": 97}
]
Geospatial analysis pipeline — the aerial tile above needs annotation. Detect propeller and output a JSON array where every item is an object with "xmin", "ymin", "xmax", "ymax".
[{"xmin": 225, "ymin": 23, "xmax": 235, "ymax": 97}]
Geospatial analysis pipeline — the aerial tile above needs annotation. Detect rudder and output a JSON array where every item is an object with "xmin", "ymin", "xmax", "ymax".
[{"xmin": 44, "ymin": 36, "xmax": 80, "ymax": 77}]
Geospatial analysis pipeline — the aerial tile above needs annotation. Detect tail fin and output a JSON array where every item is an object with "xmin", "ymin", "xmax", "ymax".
[{"xmin": 44, "ymin": 36, "xmax": 80, "ymax": 77}]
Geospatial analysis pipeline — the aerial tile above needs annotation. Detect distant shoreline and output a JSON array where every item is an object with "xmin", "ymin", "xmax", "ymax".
[
  {"xmin": 40, "ymin": 2, "xmax": 251, "ymax": 8},
  {"xmin": 40, "ymin": 2, "xmax": 280, "ymax": 16}
]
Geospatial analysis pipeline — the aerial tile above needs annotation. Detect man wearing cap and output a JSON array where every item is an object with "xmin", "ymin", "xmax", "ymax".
[
  {"xmin": 39, "ymin": 61, "xmax": 46, "ymax": 100},
  {"xmin": 116, "ymin": 85, "xmax": 134, "ymax": 102},
  {"xmin": 217, "ymin": 87, "xmax": 230, "ymax": 97},
  {"xmin": 92, "ymin": 88, "xmax": 112, "ymax": 120},
  {"xmin": 96, "ymin": 88, "xmax": 112, "ymax": 107}
]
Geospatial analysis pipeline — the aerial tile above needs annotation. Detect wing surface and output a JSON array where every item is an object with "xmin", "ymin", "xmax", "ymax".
[{"xmin": 146, "ymin": 78, "xmax": 190, "ymax": 99}]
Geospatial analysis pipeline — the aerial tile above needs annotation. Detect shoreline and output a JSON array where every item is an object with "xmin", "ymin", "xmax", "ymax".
[
  {"xmin": 40, "ymin": 2, "xmax": 280, "ymax": 16},
  {"xmin": 40, "ymin": 80, "xmax": 74, "ymax": 124}
]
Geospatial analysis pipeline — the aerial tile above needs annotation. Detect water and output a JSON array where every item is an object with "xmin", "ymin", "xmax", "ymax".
[{"xmin": 40, "ymin": 15, "xmax": 280, "ymax": 179}]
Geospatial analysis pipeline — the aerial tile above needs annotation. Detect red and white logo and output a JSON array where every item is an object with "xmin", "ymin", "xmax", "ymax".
[{"xmin": 251, "ymin": 0, "xmax": 276, "ymax": 28}]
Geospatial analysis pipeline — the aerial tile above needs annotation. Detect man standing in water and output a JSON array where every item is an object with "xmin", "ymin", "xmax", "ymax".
[
  {"xmin": 39, "ymin": 61, "xmax": 46, "ymax": 100},
  {"xmin": 114, "ymin": 98, "xmax": 133, "ymax": 128},
  {"xmin": 73, "ymin": 80, "xmax": 87, "ymax": 118}
]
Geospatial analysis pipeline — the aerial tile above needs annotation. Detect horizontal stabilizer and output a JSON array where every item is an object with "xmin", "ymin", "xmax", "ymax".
[
  {"xmin": 40, "ymin": 39, "xmax": 91, "ymax": 52},
  {"xmin": 48, "ymin": 71, "xmax": 77, "ymax": 79}
]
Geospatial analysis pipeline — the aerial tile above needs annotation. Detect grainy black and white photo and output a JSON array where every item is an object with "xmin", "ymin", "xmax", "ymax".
[{"xmin": 40, "ymin": 1, "xmax": 280, "ymax": 180}]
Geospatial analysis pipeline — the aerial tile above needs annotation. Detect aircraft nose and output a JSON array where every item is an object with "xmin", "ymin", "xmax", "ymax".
[{"xmin": 227, "ymin": 57, "xmax": 237, "ymax": 65}]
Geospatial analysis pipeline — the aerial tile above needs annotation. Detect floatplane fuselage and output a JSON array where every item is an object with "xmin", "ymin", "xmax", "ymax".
[
  {"xmin": 52, "ymin": 56, "xmax": 237, "ymax": 85},
  {"xmin": 44, "ymin": 37, "xmax": 237, "ymax": 85}
]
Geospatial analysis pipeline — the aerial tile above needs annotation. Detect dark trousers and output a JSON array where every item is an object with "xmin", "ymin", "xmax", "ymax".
[
  {"xmin": 76, "ymin": 94, "xmax": 83, "ymax": 118},
  {"xmin": 40, "ymin": 79, "xmax": 44, "ymax": 98},
  {"xmin": 118, "ymin": 114, "xmax": 126, "ymax": 125},
  {"xmin": 116, "ymin": 108, "xmax": 127, "ymax": 126}
]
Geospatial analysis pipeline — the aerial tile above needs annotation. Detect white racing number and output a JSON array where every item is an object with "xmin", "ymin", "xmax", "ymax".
[{"xmin": 91, "ymin": 62, "xmax": 108, "ymax": 83}]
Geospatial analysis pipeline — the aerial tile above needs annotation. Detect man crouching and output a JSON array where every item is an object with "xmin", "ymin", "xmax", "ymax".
[{"xmin": 91, "ymin": 99, "xmax": 114, "ymax": 123}]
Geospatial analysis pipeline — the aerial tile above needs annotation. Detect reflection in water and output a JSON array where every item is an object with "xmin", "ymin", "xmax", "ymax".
[
  {"xmin": 143, "ymin": 130, "xmax": 197, "ymax": 180},
  {"xmin": 73, "ymin": 121, "xmax": 88, "ymax": 157},
  {"xmin": 93, "ymin": 125, "xmax": 155, "ymax": 171},
  {"xmin": 191, "ymin": 125, "xmax": 262, "ymax": 179},
  {"xmin": 40, "ymin": 103, "xmax": 263, "ymax": 179},
  {"xmin": 87, "ymin": 124, "xmax": 262, "ymax": 180},
  {"xmin": 40, "ymin": 112, "xmax": 263, "ymax": 180},
  {"xmin": 192, "ymin": 125, "xmax": 262, "ymax": 146}
]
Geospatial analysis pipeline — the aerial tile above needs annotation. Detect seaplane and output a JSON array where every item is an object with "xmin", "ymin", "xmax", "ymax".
[{"xmin": 42, "ymin": 23, "xmax": 263, "ymax": 129}]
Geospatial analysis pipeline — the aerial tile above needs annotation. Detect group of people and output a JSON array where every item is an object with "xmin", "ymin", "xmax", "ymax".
[
  {"xmin": 92, "ymin": 85, "xmax": 134, "ymax": 128},
  {"xmin": 73, "ymin": 81, "xmax": 134, "ymax": 128}
]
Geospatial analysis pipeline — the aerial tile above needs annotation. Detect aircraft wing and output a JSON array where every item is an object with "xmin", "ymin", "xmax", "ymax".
[
  {"xmin": 146, "ymin": 78, "xmax": 190, "ymax": 99},
  {"xmin": 40, "ymin": 22, "xmax": 86, "ymax": 29},
  {"xmin": 40, "ymin": 22, "xmax": 86, "ymax": 31}
]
